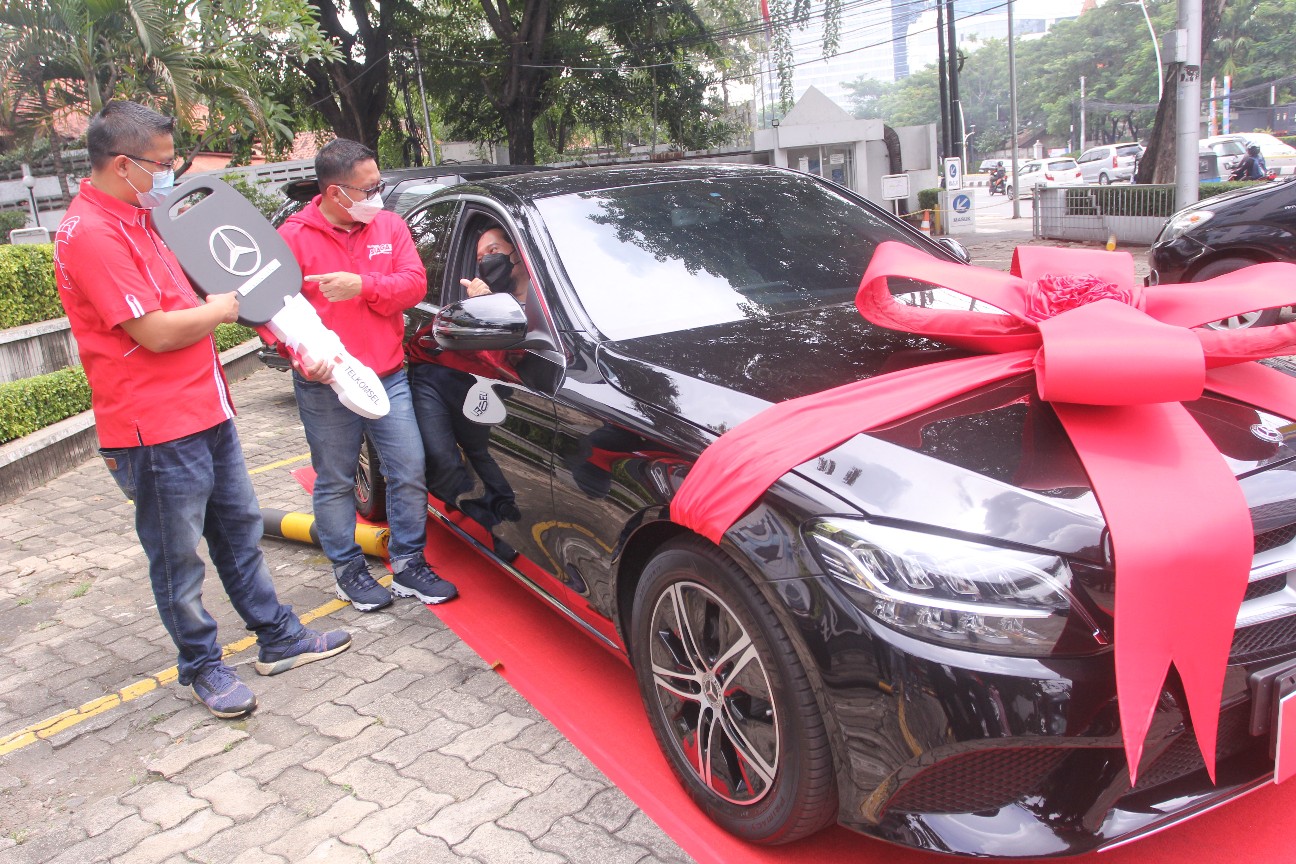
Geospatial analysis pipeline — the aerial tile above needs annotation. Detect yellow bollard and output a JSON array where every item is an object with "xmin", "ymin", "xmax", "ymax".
[{"xmin": 261, "ymin": 508, "xmax": 390, "ymax": 559}]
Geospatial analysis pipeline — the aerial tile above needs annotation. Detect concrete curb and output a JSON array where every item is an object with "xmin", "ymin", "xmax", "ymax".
[{"xmin": 0, "ymin": 340, "xmax": 264, "ymax": 504}]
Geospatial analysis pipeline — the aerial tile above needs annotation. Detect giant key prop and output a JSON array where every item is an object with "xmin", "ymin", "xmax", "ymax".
[{"xmin": 151, "ymin": 176, "xmax": 389, "ymax": 419}]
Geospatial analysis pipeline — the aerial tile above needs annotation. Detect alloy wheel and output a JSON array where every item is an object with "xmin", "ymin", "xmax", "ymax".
[{"xmin": 647, "ymin": 580, "xmax": 779, "ymax": 805}]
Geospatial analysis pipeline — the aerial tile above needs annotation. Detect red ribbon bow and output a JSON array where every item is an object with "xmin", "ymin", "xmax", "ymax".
[{"xmin": 672, "ymin": 241, "xmax": 1296, "ymax": 783}]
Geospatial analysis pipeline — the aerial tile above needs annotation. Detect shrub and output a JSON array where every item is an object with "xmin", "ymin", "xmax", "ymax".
[
  {"xmin": 0, "ymin": 210, "xmax": 32, "ymax": 242},
  {"xmin": 214, "ymin": 323, "xmax": 257, "ymax": 352},
  {"xmin": 0, "ymin": 244, "xmax": 61, "ymax": 328},
  {"xmin": 0, "ymin": 365, "xmax": 91, "ymax": 444},
  {"xmin": 918, "ymin": 188, "xmax": 941, "ymax": 213},
  {"xmin": 220, "ymin": 174, "xmax": 286, "ymax": 221},
  {"xmin": 1198, "ymin": 180, "xmax": 1262, "ymax": 201}
]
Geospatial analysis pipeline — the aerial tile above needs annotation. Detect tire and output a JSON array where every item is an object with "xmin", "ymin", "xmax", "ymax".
[
  {"xmin": 630, "ymin": 538, "xmax": 837, "ymax": 845},
  {"xmin": 354, "ymin": 433, "xmax": 388, "ymax": 522},
  {"xmin": 1098, "ymin": 173, "xmax": 1111, "ymax": 185},
  {"xmin": 1007, "ymin": 184, "xmax": 1015, "ymax": 200},
  {"xmin": 1193, "ymin": 256, "xmax": 1283, "ymax": 330}
]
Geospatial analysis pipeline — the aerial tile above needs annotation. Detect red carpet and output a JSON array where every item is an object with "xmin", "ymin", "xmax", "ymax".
[
  {"xmin": 288, "ymin": 470, "xmax": 1296, "ymax": 862},
  {"xmin": 418, "ymin": 518, "xmax": 1296, "ymax": 864}
]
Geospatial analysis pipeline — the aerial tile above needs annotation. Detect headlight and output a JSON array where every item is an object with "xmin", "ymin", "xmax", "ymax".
[
  {"xmin": 1163, "ymin": 209, "xmax": 1213, "ymax": 240},
  {"xmin": 805, "ymin": 519, "xmax": 1101, "ymax": 656}
]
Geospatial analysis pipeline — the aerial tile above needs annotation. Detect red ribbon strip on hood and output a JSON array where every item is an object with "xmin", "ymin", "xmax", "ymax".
[{"xmin": 671, "ymin": 240, "xmax": 1296, "ymax": 784}]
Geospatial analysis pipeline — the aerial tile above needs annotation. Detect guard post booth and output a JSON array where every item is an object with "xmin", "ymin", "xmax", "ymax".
[{"xmin": 752, "ymin": 86, "xmax": 940, "ymax": 216}]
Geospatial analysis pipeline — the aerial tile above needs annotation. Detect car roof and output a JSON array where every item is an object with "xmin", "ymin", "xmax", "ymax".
[
  {"xmin": 280, "ymin": 163, "xmax": 546, "ymax": 202},
  {"xmin": 447, "ymin": 162, "xmax": 798, "ymax": 201}
]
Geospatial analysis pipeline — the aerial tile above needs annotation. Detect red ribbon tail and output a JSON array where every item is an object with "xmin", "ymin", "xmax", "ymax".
[{"xmin": 1056, "ymin": 402, "xmax": 1251, "ymax": 786}]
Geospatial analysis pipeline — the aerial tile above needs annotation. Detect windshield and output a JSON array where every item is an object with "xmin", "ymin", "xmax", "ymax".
[
  {"xmin": 534, "ymin": 173, "xmax": 930, "ymax": 340},
  {"xmin": 1116, "ymin": 145, "xmax": 1142, "ymax": 158}
]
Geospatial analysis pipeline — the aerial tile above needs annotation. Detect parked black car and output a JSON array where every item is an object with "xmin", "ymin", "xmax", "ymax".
[
  {"xmin": 341, "ymin": 164, "xmax": 1296, "ymax": 856},
  {"xmin": 1148, "ymin": 177, "xmax": 1296, "ymax": 327}
]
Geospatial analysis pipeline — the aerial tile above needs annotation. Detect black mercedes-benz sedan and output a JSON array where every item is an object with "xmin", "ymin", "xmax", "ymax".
[{"xmin": 365, "ymin": 164, "xmax": 1296, "ymax": 857}]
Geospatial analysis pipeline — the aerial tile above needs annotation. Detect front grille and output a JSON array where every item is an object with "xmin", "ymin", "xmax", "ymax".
[
  {"xmin": 1231, "ymin": 615, "xmax": 1296, "ymax": 664},
  {"xmin": 1243, "ymin": 573, "xmax": 1287, "ymax": 602},
  {"xmin": 1255, "ymin": 522, "xmax": 1296, "ymax": 555},
  {"xmin": 886, "ymin": 747, "xmax": 1069, "ymax": 814},
  {"xmin": 1129, "ymin": 701, "xmax": 1255, "ymax": 792}
]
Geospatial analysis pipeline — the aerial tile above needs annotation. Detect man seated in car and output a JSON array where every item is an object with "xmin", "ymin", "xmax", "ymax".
[{"xmin": 407, "ymin": 226, "xmax": 526, "ymax": 561}]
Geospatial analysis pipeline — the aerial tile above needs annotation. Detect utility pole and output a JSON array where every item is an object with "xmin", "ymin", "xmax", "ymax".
[
  {"xmin": 412, "ymin": 39, "xmax": 437, "ymax": 166},
  {"xmin": 946, "ymin": 0, "xmax": 961, "ymax": 160},
  {"xmin": 936, "ymin": 2, "xmax": 950, "ymax": 160},
  {"xmin": 1175, "ymin": 0, "xmax": 1202, "ymax": 209},
  {"xmin": 1079, "ymin": 75, "xmax": 1086, "ymax": 153},
  {"xmin": 1008, "ymin": 0, "xmax": 1021, "ymax": 219}
]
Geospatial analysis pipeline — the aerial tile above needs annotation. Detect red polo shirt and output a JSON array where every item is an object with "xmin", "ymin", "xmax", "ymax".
[{"xmin": 55, "ymin": 180, "xmax": 235, "ymax": 448}]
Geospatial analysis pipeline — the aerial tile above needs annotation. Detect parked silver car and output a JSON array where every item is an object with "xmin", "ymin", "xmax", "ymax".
[{"xmin": 1076, "ymin": 142, "xmax": 1143, "ymax": 184}]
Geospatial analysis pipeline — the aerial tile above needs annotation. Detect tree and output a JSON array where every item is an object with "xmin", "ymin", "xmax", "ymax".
[
  {"xmin": 425, "ymin": 0, "xmax": 741, "ymax": 165},
  {"xmin": 294, "ymin": 0, "xmax": 415, "ymax": 150}
]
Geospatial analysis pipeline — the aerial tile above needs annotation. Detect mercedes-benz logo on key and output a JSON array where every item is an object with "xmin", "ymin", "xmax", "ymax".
[{"xmin": 209, "ymin": 225, "xmax": 262, "ymax": 277}]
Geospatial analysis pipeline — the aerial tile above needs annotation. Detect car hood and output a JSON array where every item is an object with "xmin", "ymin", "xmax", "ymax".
[{"xmin": 598, "ymin": 304, "xmax": 1296, "ymax": 557}]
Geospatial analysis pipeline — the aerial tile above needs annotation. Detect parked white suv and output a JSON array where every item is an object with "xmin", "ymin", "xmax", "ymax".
[{"xmin": 1076, "ymin": 142, "xmax": 1143, "ymax": 184}]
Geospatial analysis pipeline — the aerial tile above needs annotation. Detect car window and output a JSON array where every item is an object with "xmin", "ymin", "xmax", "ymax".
[
  {"xmin": 1116, "ymin": 144, "xmax": 1142, "ymax": 158},
  {"xmin": 405, "ymin": 199, "xmax": 460, "ymax": 307},
  {"xmin": 1048, "ymin": 160, "xmax": 1077, "ymax": 170},
  {"xmin": 1078, "ymin": 151, "xmax": 1097, "ymax": 162},
  {"xmin": 534, "ymin": 174, "xmax": 935, "ymax": 340}
]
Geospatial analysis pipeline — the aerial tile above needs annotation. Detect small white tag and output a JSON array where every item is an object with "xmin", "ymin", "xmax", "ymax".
[{"xmin": 463, "ymin": 375, "xmax": 507, "ymax": 425}]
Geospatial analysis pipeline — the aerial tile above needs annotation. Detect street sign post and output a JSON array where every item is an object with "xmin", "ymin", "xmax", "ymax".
[{"xmin": 944, "ymin": 157, "xmax": 963, "ymax": 192}]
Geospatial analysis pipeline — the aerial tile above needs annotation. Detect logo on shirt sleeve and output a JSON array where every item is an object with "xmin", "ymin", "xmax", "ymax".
[{"xmin": 367, "ymin": 243, "xmax": 393, "ymax": 260}]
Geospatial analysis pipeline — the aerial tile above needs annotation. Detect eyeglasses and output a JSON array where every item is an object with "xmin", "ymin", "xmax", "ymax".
[
  {"xmin": 114, "ymin": 153, "xmax": 179, "ymax": 171},
  {"xmin": 337, "ymin": 180, "xmax": 387, "ymax": 198}
]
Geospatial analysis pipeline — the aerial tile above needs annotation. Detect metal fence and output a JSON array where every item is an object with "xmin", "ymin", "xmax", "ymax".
[{"xmin": 1033, "ymin": 184, "xmax": 1174, "ymax": 245}]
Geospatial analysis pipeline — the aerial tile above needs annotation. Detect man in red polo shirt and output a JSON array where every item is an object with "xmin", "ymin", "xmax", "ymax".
[
  {"xmin": 277, "ymin": 139, "xmax": 457, "ymax": 611},
  {"xmin": 54, "ymin": 101, "xmax": 351, "ymax": 719}
]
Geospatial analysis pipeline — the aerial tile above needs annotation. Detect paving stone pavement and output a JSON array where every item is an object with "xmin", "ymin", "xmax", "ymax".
[
  {"xmin": 0, "ymin": 229, "xmax": 1147, "ymax": 864},
  {"xmin": 0, "ymin": 367, "xmax": 695, "ymax": 864}
]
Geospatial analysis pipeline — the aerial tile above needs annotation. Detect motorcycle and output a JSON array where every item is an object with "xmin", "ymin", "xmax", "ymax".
[{"xmin": 987, "ymin": 167, "xmax": 1007, "ymax": 196}]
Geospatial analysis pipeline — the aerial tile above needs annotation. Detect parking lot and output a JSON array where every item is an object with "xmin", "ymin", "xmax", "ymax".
[
  {"xmin": 0, "ymin": 224, "xmax": 1151, "ymax": 864},
  {"xmin": 0, "ymin": 367, "xmax": 694, "ymax": 864}
]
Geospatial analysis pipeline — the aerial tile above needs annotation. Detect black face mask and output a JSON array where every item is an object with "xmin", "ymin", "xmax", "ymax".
[{"xmin": 477, "ymin": 252, "xmax": 514, "ymax": 294}]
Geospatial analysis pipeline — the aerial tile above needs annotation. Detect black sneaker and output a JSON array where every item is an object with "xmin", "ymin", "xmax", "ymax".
[
  {"xmin": 391, "ymin": 559, "xmax": 459, "ymax": 605},
  {"xmin": 335, "ymin": 558, "xmax": 393, "ymax": 612},
  {"xmin": 192, "ymin": 664, "xmax": 257, "ymax": 719},
  {"xmin": 255, "ymin": 628, "xmax": 352, "ymax": 676}
]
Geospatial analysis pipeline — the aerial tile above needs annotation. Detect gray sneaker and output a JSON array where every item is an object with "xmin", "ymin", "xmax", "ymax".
[
  {"xmin": 192, "ymin": 664, "xmax": 257, "ymax": 719},
  {"xmin": 334, "ymin": 558, "xmax": 393, "ymax": 612},
  {"xmin": 255, "ymin": 628, "xmax": 352, "ymax": 676}
]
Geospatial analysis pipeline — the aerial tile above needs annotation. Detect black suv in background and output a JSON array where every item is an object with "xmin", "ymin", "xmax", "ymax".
[{"xmin": 1147, "ymin": 177, "xmax": 1296, "ymax": 327}]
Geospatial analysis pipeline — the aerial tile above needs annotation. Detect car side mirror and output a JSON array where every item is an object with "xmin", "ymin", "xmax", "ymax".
[
  {"xmin": 935, "ymin": 237, "xmax": 971, "ymax": 264},
  {"xmin": 431, "ymin": 293, "xmax": 528, "ymax": 351}
]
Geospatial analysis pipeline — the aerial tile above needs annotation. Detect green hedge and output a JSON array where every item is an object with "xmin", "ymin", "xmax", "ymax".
[
  {"xmin": 1063, "ymin": 182, "xmax": 1263, "ymax": 217},
  {"xmin": 214, "ymin": 323, "xmax": 257, "ymax": 351},
  {"xmin": 0, "ymin": 326, "xmax": 254, "ymax": 444},
  {"xmin": 0, "ymin": 366, "xmax": 91, "ymax": 443},
  {"xmin": 0, "ymin": 244, "xmax": 61, "ymax": 327},
  {"xmin": 1198, "ymin": 180, "xmax": 1263, "ymax": 201}
]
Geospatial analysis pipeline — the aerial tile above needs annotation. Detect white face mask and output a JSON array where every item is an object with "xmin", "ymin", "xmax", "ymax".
[
  {"xmin": 126, "ymin": 158, "xmax": 175, "ymax": 208},
  {"xmin": 340, "ymin": 188, "xmax": 383, "ymax": 224}
]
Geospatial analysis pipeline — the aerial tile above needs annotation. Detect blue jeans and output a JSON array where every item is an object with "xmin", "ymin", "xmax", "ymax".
[
  {"xmin": 409, "ymin": 362, "xmax": 515, "ymax": 528},
  {"xmin": 101, "ymin": 421, "xmax": 302, "ymax": 685},
  {"xmin": 293, "ymin": 368, "xmax": 427, "ymax": 574}
]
